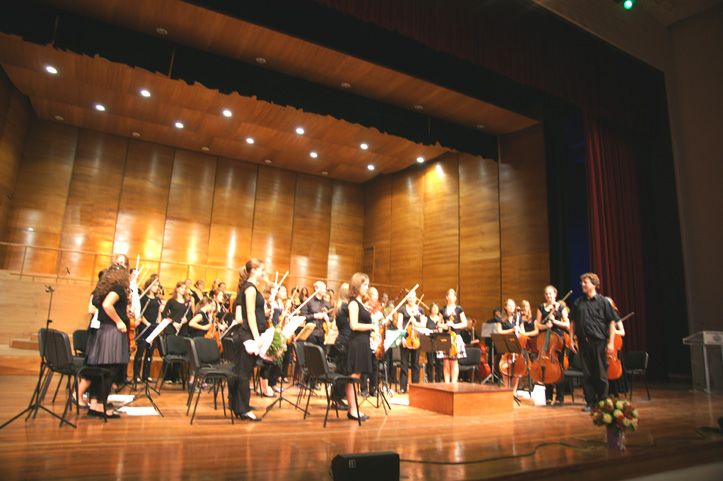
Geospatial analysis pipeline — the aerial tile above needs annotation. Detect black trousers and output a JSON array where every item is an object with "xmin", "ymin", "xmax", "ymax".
[
  {"xmin": 579, "ymin": 338, "xmax": 609, "ymax": 406},
  {"xmin": 229, "ymin": 341, "xmax": 255, "ymax": 414},
  {"xmin": 400, "ymin": 347, "xmax": 420, "ymax": 390},
  {"xmin": 133, "ymin": 338, "xmax": 157, "ymax": 380},
  {"xmin": 425, "ymin": 351, "xmax": 442, "ymax": 382}
]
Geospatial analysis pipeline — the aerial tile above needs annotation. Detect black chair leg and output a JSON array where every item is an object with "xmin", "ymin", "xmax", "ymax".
[
  {"xmin": 629, "ymin": 374, "xmax": 635, "ymax": 400},
  {"xmin": 643, "ymin": 376, "xmax": 651, "ymax": 400},
  {"xmin": 157, "ymin": 362, "xmax": 168, "ymax": 394}
]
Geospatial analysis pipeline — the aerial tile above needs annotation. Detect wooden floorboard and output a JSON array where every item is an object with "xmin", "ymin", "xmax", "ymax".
[{"xmin": 0, "ymin": 374, "xmax": 722, "ymax": 480}]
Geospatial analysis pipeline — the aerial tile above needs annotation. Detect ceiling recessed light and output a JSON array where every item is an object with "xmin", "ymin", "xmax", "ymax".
[
  {"xmin": 246, "ymin": 138, "xmax": 254, "ymax": 144},
  {"xmin": 310, "ymin": 152, "xmax": 318, "ymax": 158},
  {"xmin": 264, "ymin": 159, "xmax": 272, "ymax": 164},
  {"xmin": 476, "ymin": 124, "xmax": 485, "ymax": 130},
  {"xmin": 140, "ymin": 89, "xmax": 151, "ymax": 97},
  {"xmin": 132, "ymin": 132, "xmax": 141, "ymax": 137},
  {"xmin": 416, "ymin": 156, "xmax": 425, "ymax": 163},
  {"xmin": 28, "ymin": 227, "xmax": 34, "ymax": 232},
  {"xmin": 341, "ymin": 82, "xmax": 351, "ymax": 89},
  {"xmin": 414, "ymin": 105, "xmax": 424, "ymax": 111},
  {"xmin": 222, "ymin": 109, "xmax": 232, "ymax": 117},
  {"xmin": 321, "ymin": 171, "xmax": 329, "ymax": 176},
  {"xmin": 54, "ymin": 115, "xmax": 64, "ymax": 121},
  {"xmin": 156, "ymin": 27, "xmax": 168, "ymax": 35},
  {"xmin": 45, "ymin": 66, "xmax": 58, "ymax": 74},
  {"xmin": 175, "ymin": 121, "xmax": 184, "ymax": 129},
  {"xmin": 255, "ymin": 57, "xmax": 267, "ymax": 64},
  {"xmin": 296, "ymin": 127, "xmax": 305, "ymax": 135},
  {"xmin": 360, "ymin": 143, "xmax": 368, "ymax": 150},
  {"xmin": 201, "ymin": 146, "xmax": 210, "ymax": 152},
  {"xmin": 367, "ymin": 165, "xmax": 375, "ymax": 171},
  {"xmin": 95, "ymin": 104, "xmax": 106, "ymax": 111}
]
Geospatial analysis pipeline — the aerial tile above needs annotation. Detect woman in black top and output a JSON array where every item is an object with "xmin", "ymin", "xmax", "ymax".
[
  {"xmin": 133, "ymin": 275, "xmax": 163, "ymax": 383},
  {"xmin": 345, "ymin": 272, "xmax": 374, "ymax": 421},
  {"xmin": 188, "ymin": 297, "xmax": 216, "ymax": 338},
  {"xmin": 535, "ymin": 286, "xmax": 569, "ymax": 405},
  {"xmin": 397, "ymin": 291, "xmax": 426, "ymax": 393},
  {"xmin": 439, "ymin": 288, "xmax": 468, "ymax": 383},
  {"xmin": 162, "ymin": 282, "xmax": 193, "ymax": 336},
  {"xmin": 229, "ymin": 258, "xmax": 267, "ymax": 421},
  {"xmin": 86, "ymin": 265, "xmax": 131, "ymax": 418}
]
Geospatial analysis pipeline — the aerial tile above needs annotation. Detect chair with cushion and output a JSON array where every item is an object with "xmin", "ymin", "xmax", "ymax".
[
  {"xmin": 458, "ymin": 346, "xmax": 482, "ymax": 383},
  {"xmin": 303, "ymin": 343, "xmax": 361, "ymax": 427},
  {"xmin": 156, "ymin": 335, "xmax": 189, "ymax": 394},
  {"xmin": 183, "ymin": 337, "xmax": 238, "ymax": 424},
  {"xmin": 624, "ymin": 351, "xmax": 651, "ymax": 400}
]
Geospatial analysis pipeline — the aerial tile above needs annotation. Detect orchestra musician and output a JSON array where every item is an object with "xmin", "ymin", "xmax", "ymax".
[
  {"xmin": 132, "ymin": 275, "xmax": 163, "ymax": 384},
  {"xmin": 397, "ymin": 291, "xmax": 425, "ymax": 393},
  {"xmin": 439, "ymin": 288, "xmax": 468, "ymax": 383},
  {"xmin": 425, "ymin": 302, "xmax": 443, "ymax": 383},
  {"xmin": 606, "ymin": 297, "xmax": 627, "ymax": 397},
  {"xmin": 85, "ymin": 262, "xmax": 131, "ymax": 419},
  {"xmin": 345, "ymin": 272, "xmax": 374, "ymax": 421},
  {"xmin": 331, "ymin": 283, "xmax": 351, "ymax": 409},
  {"xmin": 569, "ymin": 273, "xmax": 620, "ymax": 412},
  {"xmin": 190, "ymin": 279, "xmax": 205, "ymax": 305},
  {"xmin": 361, "ymin": 287, "xmax": 383, "ymax": 397},
  {"xmin": 496, "ymin": 299, "xmax": 525, "ymax": 394},
  {"xmin": 162, "ymin": 282, "xmax": 193, "ymax": 337},
  {"xmin": 300, "ymin": 281, "xmax": 332, "ymax": 349},
  {"xmin": 228, "ymin": 258, "xmax": 267, "ymax": 421},
  {"xmin": 211, "ymin": 288, "xmax": 230, "ymax": 333},
  {"xmin": 187, "ymin": 297, "xmax": 216, "ymax": 392},
  {"xmin": 535, "ymin": 286, "xmax": 569, "ymax": 406}
]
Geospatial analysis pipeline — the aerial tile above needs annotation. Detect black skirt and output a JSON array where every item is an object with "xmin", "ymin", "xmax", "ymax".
[{"xmin": 345, "ymin": 331, "xmax": 371, "ymax": 374}]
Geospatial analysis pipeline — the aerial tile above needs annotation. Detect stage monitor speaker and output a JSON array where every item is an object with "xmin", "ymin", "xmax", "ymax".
[{"xmin": 331, "ymin": 451, "xmax": 399, "ymax": 481}]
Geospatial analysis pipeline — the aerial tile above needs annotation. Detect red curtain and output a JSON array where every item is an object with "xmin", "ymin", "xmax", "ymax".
[{"xmin": 584, "ymin": 112, "xmax": 646, "ymax": 352}]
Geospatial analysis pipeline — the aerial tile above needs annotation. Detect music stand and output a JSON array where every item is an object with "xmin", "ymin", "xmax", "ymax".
[
  {"xmin": 480, "ymin": 323, "xmax": 498, "ymax": 384},
  {"xmin": 491, "ymin": 333, "xmax": 524, "ymax": 405}
]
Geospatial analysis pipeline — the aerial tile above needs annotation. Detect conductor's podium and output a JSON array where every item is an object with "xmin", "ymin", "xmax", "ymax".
[{"xmin": 408, "ymin": 382, "xmax": 513, "ymax": 416}]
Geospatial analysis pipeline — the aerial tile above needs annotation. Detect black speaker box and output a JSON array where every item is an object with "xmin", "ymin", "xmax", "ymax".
[{"xmin": 331, "ymin": 451, "xmax": 399, "ymax": 481}]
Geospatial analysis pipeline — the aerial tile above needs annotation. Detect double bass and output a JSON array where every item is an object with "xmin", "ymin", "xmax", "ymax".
[{"xmin": 529, "ymin": 291, "xmax": 572, "ymax": 386}]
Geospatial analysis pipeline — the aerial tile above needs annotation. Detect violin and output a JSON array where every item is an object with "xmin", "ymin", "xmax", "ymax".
[
  {"xmin": 401, "ymin": 305, "xmax": 421, "ymax": 350},
  {"xmin": 375, "ymin": 288, "xmax": 405, "ymax": 360},
  {"xmin": 447, "ymin": 315, "xmax": 458, "ymax": 357}
]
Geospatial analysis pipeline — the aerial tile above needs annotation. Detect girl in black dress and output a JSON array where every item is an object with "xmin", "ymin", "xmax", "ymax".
[
  {"xmin": 162, "ymin": 282, "xmax": 193, "ymax": 336},
  {"xmin": 535, "ymin": 286, "xmax": 569, "ymax": 405},
  {"xmin": 397, "ymin": 291, "xmax": 426, "ymax": 393},
  {"xmin": 86, "ymin": 265, "xmax": 131, "ymax": 418},
  {"xmin": 440, "ymin": 288, "xmax": 468, "ymax": 383},
  {"xmin": 133, "ymin": 275, "xmax": 163, "ymax": 383},
  {"xmin": 345, "ymin": 272, "xmax": 374, "ymax": 421},
  {"xmin": 229, "ymin": 258, "xmax": 267, "ymax": 421}
]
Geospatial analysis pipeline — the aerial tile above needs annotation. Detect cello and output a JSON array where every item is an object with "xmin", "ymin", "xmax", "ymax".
[
  {"xmin": 499, "ymin": 308, "xmax": 529, "ymax": 380},
  {"xmin": 529, "ymin": 291, "xmax": 572, "ymax": 386},
  {"xmin": 607, "ymin": 310, "xmax": 634, "ymax": 381},
  {"xmin": 468, "ymin": 318, "xmax": 492, "ymax": 382}
]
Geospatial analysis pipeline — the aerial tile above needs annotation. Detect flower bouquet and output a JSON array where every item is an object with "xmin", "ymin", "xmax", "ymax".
[
  {"xmin": 263, "ymin": 326, "xmax": 287, "ymax": 367},
  {"xmin": 591, "ymin": 395, "xmax": 638, "ymax": 451}
]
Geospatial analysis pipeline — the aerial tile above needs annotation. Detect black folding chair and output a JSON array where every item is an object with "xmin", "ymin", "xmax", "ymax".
[
  {"xmin": 184, "ymin": 337, "xmax": 238, "ymax": 424},
  {"xmin": 156, "ymin": 335, "xmax": 188, "ymax": 394},
  {"xmin": 625, "ymin": 351, "xmax": 651, "ymax": 400},
  {"xmin": 43, "ymin": 329, "xmax": 111, "ymax": 426},
  {"xmin": 564, "ymin": 351, "xmax": 584, "ymax": 402},
  {"xmin": 458, "ymin": 346, "xmax": 482, "ymax": 382},
  {"xmin": 72, "ymin": 329, "xmax": 89, "ymax": 357},
  {"xmin": 303, "ymin": 344, "xmax": 361, "ymax": 427}
]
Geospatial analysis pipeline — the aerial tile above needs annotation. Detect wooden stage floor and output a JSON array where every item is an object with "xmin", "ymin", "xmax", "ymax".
[{"xmin": 0, "ymin": 375, "xmax": 722, "ymax": 481}]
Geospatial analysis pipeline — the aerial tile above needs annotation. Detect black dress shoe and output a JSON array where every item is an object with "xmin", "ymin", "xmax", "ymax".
[
  {"xmin": 347, "ymin": 412, "xmax": 369, "ymax": 421},
  {"xmin": 240, "ymin": 412, "xmax": 262, "ymax": 422},
  {"xmin": 88, "ymin": 409, "xmax": 120, "ymax": 419}
]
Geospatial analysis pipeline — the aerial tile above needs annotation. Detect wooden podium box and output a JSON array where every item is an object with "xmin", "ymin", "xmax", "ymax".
[{"xmin": 408, "ymin": 382, "xmax": 513, "ymax": 416}]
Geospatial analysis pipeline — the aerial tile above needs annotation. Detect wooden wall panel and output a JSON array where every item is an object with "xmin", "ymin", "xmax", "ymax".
[
  {"xmin": 0, "ymin": 75, "xmax": 31, "ymax": 245},
  {"xmin": 422, "ymin": 153, "xmax": 460, "ymax": 306},
  {"xmin": 363, "ymin": 175, "xmax": 392, "ymax": 286},
  {"xmin": 250, "ymin": 166, "xmax": 295, "ymax": 280},
  {"xmin": 290, "ymin": 174, "xmax": 332, "ymax": 285},
  {"xmin": 207, "ymin": 157, "xmax": 258, "ymax": 276},
  {"xmin": 390, "ymin": 166, "xmax": 423, "ymax": 290},
  {"xmin": 327, "ymin": 181, "xmax": 364, "ymax": 292},
  {"xmin": 499, "ymin": 123, "xmax": 549, "ymax": 306},
  {"xmin": 4, "ymin": 119, "xmax": 77, "ymax": 274},
  {"xmin": 459, "ymin": 153, "xmax": 500, "ymax": 323},
  {"xmin": 58, "ymin": 130, "xmax": 127, "ymax": 280},
  {"xmin": 113, "ymin": 141, "xmax": 174, "ymax": 264},
  {"xmin": 162, "ymin": 149, "xmax": 216, "ymax": 266}
]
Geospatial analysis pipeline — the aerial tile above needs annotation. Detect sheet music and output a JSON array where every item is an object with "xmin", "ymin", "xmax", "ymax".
[
  {"xmin": 146, "ymin": 318, "xmax": 172, "ymax": 343},
  {"xmin": 281, "ymin": 316, "xmax": 305, "ymax": 339}
]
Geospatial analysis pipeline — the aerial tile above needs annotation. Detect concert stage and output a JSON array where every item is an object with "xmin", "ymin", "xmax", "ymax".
[{"xmin": 0, "ymin": 374, "xmax": 722, "ymax": 481}]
